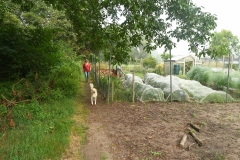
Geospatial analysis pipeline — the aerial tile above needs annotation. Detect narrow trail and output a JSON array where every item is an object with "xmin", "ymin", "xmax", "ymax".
[{"xmin": 62, "ymin": 77, "xmax": 113, "ymax": 160}]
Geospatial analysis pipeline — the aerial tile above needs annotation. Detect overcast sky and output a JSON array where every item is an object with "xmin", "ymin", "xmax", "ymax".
[{"xmin": 157, "ymin": 0, "xmax": 240, "ymax": 56}]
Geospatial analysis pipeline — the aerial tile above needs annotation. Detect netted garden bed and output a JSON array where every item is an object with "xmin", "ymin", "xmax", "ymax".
[{"xmin": 123, "ymin": 73, "xmax": 234, "ymax": 103}]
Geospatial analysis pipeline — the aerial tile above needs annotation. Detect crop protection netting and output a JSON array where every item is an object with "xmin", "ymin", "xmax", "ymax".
[
  {"xmin": 123, "ymin": 74, "xmax": 165, "ymax": 102},
  {"xmin": 123, "ymin": 73, "xmax": 234, "ymax": 103}
]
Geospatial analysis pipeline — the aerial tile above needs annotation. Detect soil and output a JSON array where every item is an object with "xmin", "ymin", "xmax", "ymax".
[{"xmin": 81, "ymin": 81, "xmax": 240, "ymax": 160}]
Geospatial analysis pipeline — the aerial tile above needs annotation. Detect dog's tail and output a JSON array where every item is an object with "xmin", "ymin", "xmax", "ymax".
[{"xmin": 89, "ymin": 83, "xmax": 94, "ymax": 89}]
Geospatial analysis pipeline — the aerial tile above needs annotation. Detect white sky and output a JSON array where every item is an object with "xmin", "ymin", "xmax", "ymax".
[{"xmin": 157, "ymin": 0, "xmax": 240, "ymax": 56}]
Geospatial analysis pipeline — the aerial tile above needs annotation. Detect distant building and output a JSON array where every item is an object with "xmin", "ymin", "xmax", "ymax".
[{"xmin": 164, "ymin": 55, "xmax": 202, "ymax": 75}]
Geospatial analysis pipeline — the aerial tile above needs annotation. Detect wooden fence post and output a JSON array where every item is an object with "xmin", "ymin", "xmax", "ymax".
[
  {"xmin": 112, "ymin": 81, "xmax": 114, "ymax": 102},
  {"xmin": 132, "ymin": 71, "xmax": 135, "ymax": 103}
]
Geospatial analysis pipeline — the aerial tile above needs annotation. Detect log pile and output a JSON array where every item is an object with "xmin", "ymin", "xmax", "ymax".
[{"xmin": 179, "ymin": 122, "xmax": 208, "ymax": 150}]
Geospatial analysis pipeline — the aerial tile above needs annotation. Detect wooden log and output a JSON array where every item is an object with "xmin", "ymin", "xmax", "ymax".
[
  {"xmin": 180, "ymin": 134, "xmax": 187, "ymax": 148},
  {"xmin": 188, "ymin": 128, "xmax": 203, "ymax": 146},
  {"xmin": 190, "ymin": 122, "xmax": 200, "ymax": 132}
]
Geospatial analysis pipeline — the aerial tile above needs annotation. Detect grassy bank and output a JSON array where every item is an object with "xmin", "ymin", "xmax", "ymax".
[{"xmin": 0, "ymin": 75, "xmax": 88, "ymax": 160}]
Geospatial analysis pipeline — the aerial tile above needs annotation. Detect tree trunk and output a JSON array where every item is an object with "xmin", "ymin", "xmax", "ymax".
[{"xmin": 222, "ymin": 56, "xmax": 225, "ymax": 70}]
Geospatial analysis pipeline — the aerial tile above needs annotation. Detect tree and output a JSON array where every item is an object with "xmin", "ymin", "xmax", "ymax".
[
  {"xmin": 209, "ymin": 30, "xmax": 240, "ymax": 69},
  {"xmin": 10, "ymin": 0, "xmax": 217, "ymax": 63},
  {"xmin": 208, "ymin": 29, "xmax": 240, "ymax": 102},
  {"xmin": 0, "ymin": 1, "xmax": 75, "ymax": 80},
  {"xmin": 161, "ymin": 52, "xmax": 173, "ymax": 61},
  {"xmin": 142, "ymin": 56, "xmax": 157, "ymax": 68},
  {"xmin": 209, "ymin": 30, "xmax": 240, "ymax": 58}
]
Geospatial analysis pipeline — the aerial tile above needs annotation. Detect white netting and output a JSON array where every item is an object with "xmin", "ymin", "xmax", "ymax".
[
  {"xmin": 123, "ymin": 74, "xmax": 165, "ymax": 102},
  {"xmin": 123, "ymin": 73, "xmax": 234, "ymax": 103},
  {"xmin": 174, "ymin": 76, "xmax": 235, "ymax": 103},
  {"xmin": 123, "ymin": 73, "xmax": 144, "ymax": 88},
  {"xmin": 136, "ymin": 82, "xmax": 165, "ymax": 102},
  {"xmin": 144, "ymin": 73, "xmax": 190, "ymax": 102}
]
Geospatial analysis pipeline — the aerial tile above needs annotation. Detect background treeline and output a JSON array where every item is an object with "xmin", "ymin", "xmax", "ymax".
[{"xmin": 0, "ymin": 1, "xmax": 83, "ymax": 99}]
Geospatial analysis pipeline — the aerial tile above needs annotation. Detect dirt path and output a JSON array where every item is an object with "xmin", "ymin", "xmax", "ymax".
[
  {"xmin": 62, "ymin": 78, "xmax": 240, "ymax": 160},
  {"xmin": 61, "ymin": 77, "xmax": 114, "ymax": 160},
  {"xmin": 81, "ymin": 80, "xmax": 113, "ymax": 160}
]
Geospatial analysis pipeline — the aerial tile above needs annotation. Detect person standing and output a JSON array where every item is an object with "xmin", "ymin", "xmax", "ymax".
[{"xmin": 83, "ymin": 59, "xmax": 91, "ymax": 82}]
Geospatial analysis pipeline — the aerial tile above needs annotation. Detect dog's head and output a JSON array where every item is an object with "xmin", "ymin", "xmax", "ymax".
[{"xmin": 89, "ymin": 83, "xmax": 94, "ymax": 89}]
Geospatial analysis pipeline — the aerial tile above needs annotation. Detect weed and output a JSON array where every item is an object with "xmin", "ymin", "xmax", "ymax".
[
  {"xmin": 214, "ymin": 152, "xmax": 226, "ymax": 160},
  {"xmin": 227, "ymin": 114, "xmax": 235, "ymax": 122},
  {"xmin": 200, "ymin": 121, "xmax": 207, "ymax": 127},
  {"xmin": 151, "ymin": 151, "xmax": 162, "ymax": 157},
  {"xmin": 100, "ymin": 153, "xmax": 108, "ymax": 160},
  {"xmin": 192, "ymin": 113, "xmax": 197, "ymax": 118}
]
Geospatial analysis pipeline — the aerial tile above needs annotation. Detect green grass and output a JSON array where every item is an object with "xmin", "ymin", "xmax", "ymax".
[
  {"xmin": 0, "ymin": 74, "xmax": 88, "ymax": 160},
  {"xmin": 0, "ymin": 99, "xmax": 75, "ymax": 160}
]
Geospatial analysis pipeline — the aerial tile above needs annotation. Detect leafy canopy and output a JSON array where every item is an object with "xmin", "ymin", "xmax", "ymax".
[
  {"xmin": 208, "ymin": 29, "xmax": 240, "ymax": 58},
  {"xmin": 9, "ymin": 0, "xmax": 217, "ymax": 63},
  {"xmin": 161, "ymin": 52, "xmax": 173, "ymax": 61}
]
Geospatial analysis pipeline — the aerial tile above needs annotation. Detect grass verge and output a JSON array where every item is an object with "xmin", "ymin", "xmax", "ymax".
[{"xmin": 0, "ymin": 75, "xmax": 89, "ymax": 160}]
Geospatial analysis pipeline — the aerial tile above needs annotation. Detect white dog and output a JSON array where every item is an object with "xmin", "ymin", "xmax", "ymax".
[{"xmin": 89, "ymin": 83, "xmax": 97, "ymax": 105}]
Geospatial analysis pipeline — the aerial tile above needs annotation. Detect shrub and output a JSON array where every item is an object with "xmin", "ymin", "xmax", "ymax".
[
  {"xmin": 50, "ymin": 61, "xmax": 80, "ymax": 97},
  {"xmin": 155, "ymin": 63, "xmax": 164, "ymax": 75},
  {"xmin": 208, "ymin": 72, "xmax": 227, "ymax": 89},
  {"xmin": 142, "ymin": 56, "xmax": 157, "ymax": 68},
  {"xmin": 229, "ymin": 71, "xmax": 240, "ymax": 90},
  {"xmin": 186, "ymin": 66, "xmax": 211, "ymax": 85}
]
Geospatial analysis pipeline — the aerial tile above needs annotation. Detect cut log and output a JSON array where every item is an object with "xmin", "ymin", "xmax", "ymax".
[
  {"xmin": 180, "ymin": 134, "xmax": 187, "ymax": 148},
  {"xmin": 188, "ymin": 128, "xmax": 203, "ymax": 146},
  {"xmin": 190, "ymin": 122, "xmax": 200, "ymax": 132}
]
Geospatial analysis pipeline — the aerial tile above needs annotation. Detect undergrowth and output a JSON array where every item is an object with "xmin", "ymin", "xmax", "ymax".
[
  {"xmin": 0, "ymin": 60, "xmax": 88, "ymax": 159},
  {"xmin": 99, "ymin": 76, "xmax": 132, "ymax": 102}
]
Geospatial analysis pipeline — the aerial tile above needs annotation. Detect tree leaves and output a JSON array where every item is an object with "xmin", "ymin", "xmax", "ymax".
[
  {"xmin": 207, "ymin": 30, "xmax": 240, "ymax": 58},
  {"xmin": 8, "ymin": 0, "xmax": 218, "ymax": 63}
]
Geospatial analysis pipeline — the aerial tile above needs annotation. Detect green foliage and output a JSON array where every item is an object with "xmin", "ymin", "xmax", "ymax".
[
  {"xmin": 50, "ymin": 61, "xmax": 80, "ymax": 97},
  {"xmin": 0, "ymin": 1, "xmax": 79, "ymax": 81},
  {"xmin": 207, "ymin": 30, "xmax": 240, "ymax": 58},
  {"xmin": 9, "ymin": 0, "xmax": 217, "ymax": 64},
  {"xmin": 229, "ymin": 72, "xmax": 240, "ymax": 89},
  {"xmin": 0, "ymin": 98, "xmax": 75, "ymax": 160},
  {"xmin": 112, "ymin": 77, "xmax": 132, "ymax": 102},
  {"xmin": 186, "ymin": 66, "xmax": 211, "ymax": 85},
  {"xmin": 160, "ymin": 53, "xmax": 172, "ymax": 61},
  {"xmin": 208, "ymin": 72, "xmax": 227, "ymax": 89},
  {"xmin": 155, "ymin": 63, "xmax": 164, "ymax": 75},
  {"xmin": 186, "ymin": 66, "xmax": 239, "ymax": 90},
  {"xmin": 0, "ymin": 24, "xmax": 60, "ymax": 80},
  {"xmin": 142, "ymin": 57, "xmax": 157, "ymax": 68},
  {"xmin": 99, "ymin": 76, "xmax": 132, "ymax": 102}
]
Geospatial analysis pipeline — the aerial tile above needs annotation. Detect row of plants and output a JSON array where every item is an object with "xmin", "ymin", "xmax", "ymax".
[{"xmin": 186, "ymin": 66, "xmax": 240, "ymax": 90}]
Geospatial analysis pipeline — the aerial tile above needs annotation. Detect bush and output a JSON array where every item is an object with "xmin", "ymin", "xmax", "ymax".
[
  {"xmin": 186, "ymin": 66, "xmax": 211, "ymax": 85},
  {"xmin": 142, "ymin": 56, "xmax": 157, "ymax": 68},
  {"xmin": 155, "ymin": 63, "xmax": 164, "ymax": 75},
  {"xmin": 208, "ymin": 72, "xmax": 227, "ymax": 89},
  {"xmin": 50, "ymin": 61, "xmax": 80, "ymax": 97},
  {"xmin": 229, "ymin": 71, "xmax": 240, "ymax": 90}
]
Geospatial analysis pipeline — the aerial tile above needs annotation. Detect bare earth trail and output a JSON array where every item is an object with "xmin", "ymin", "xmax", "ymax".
[
  {"xmin": 66, "ymin": 79, "xmax": 240, "ymax": 160},
  {"xmin": 81, "ymin": 80, "xmax": 114, "ymax": 160}
]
